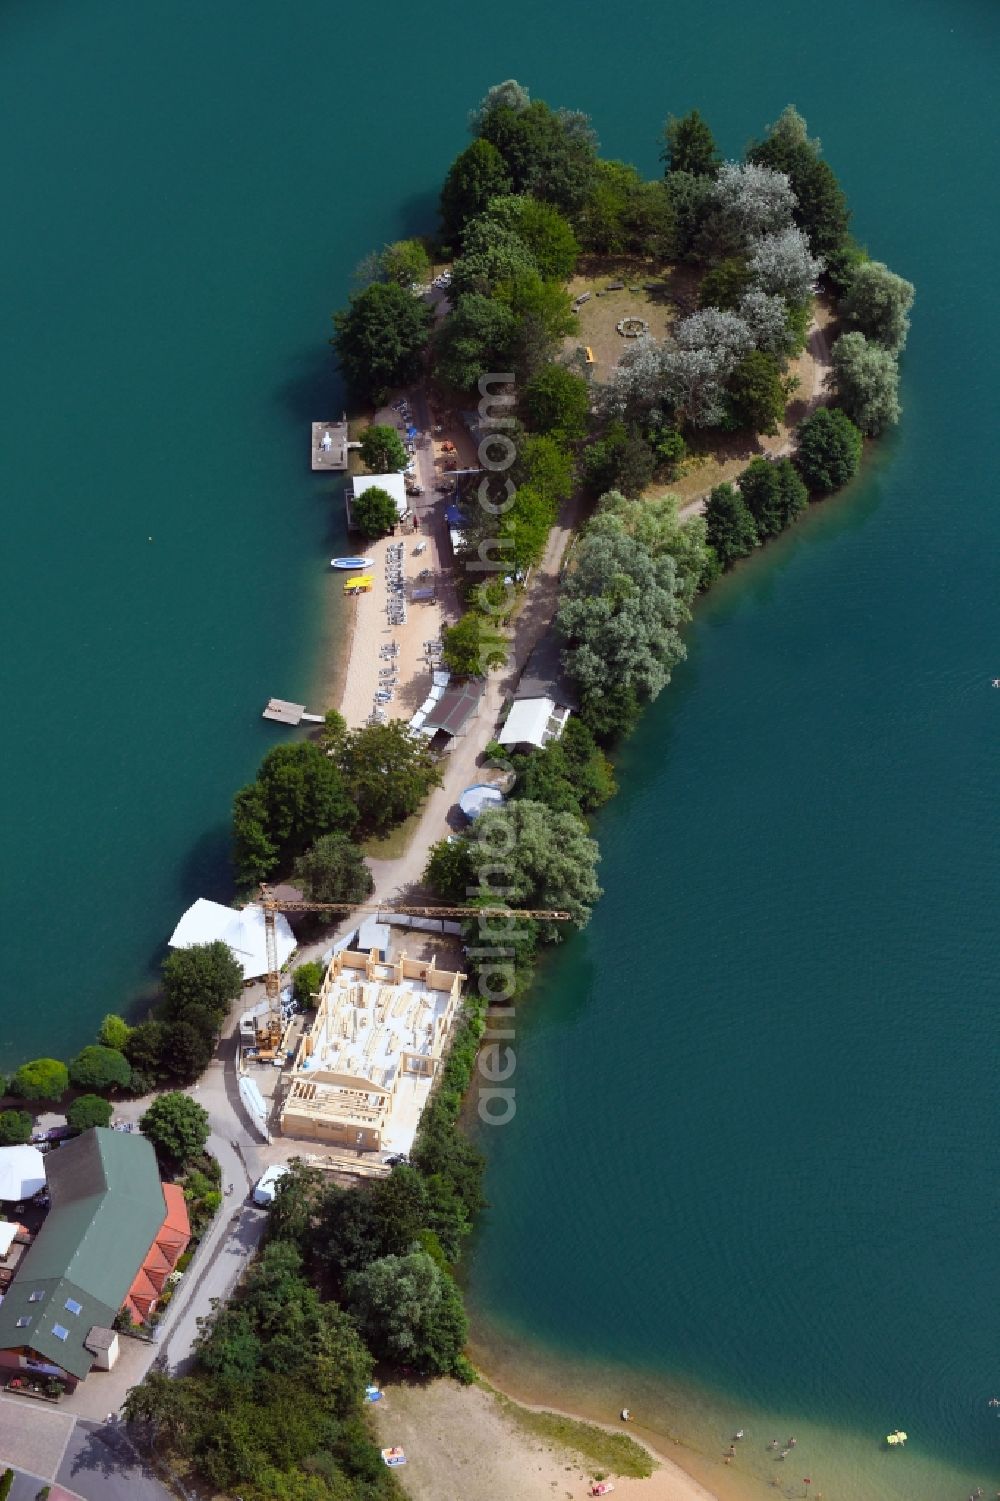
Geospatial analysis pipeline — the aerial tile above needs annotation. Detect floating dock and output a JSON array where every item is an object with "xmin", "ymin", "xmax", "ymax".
[
  {"xmin": 311, "ymin": 420, "xmax": 349, "ymax": 471},
  {"xmin": 263, "ymin": 698, "xmax": 325, "ymax": 726}
]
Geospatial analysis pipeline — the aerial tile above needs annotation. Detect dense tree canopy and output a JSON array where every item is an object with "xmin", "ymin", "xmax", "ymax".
[
  {"xmin": 519, "ymin": 363, "xmax": 590, "ymax": 439},
  {"xmin": 581, "ymin": 420, "xmax": 655, "ymax": 498},
  {"xmin": 68, "ymin": 1044, "xmax": 132, "ymax": 1092},
  {"xmin": 557, "ymin": 521, "xmax": 688, "ymax": 703},
  {"xmin": 840, "ymin": 259, "xmax": 915, "ymax": 354},
  {"xmin": 662, "ymin": 109, "xmax": 719, "ymax": 177},
  {"xmin": 162, "ymin": 940, "xmax": 245, "ymax": 1035},
  {"xmin": 293, "ymin": 833, "xmax": 373, "ymax": 908},
  {"xmin": 334, "ymin": 721, "xmax": 442, "ymax": 835},
  {"xmin": 831, "ymin": 331, "xmax": 901, "ymax": 435},
  {"xmin": 351, "ymin": 484, "xmax": 399, "ymax": 539},
  {"xmin": 704, "ymin": 482, "xmax": 759, "ymax": 568},
  {"xmin": 10, "ymin": 1058, "xmax": 68, "ymax": 1102},
  {"xmin": 233, "ymin": 742, "xmax": 358, "ymax": 884},
  {"xmin": 67, "ymin": 1095, "xmax": 113, "ymax": 1132},
  {"xmin": 140, "ymin": 1091, "xmax": 210, "ymax": 1167},
  {"xmin": 379, "ymin": 237, "xmax": 431, "ymax": 288},
  {"xmin": 794, "ymin": 406, "xmax": 863, "ymax": 493},
  {"xmin": 432, "ymin": 293, "xmax": 516, "ymax": 391},
  {"xmin": 480, "ymin": 195, "xmax": 580, "ymax": 280},
  {"xmin": 331, "ymin": 282, "xmax": 431, "ymax": 405},
  {"xmin": 747, "ymin": 226, "xmax": 823, "ymax": 304},
  {"xmin": 727, "ymin": 349, "xmax": 787, "ymax": 434},
  {"xmin": 578, "ymin": 160, "xmax": 676, "ymax": 259},
  {"xmin": 346, "ymin": 1250, "xmax": 468, "ymax": 1376},
  {"xmin": 358, "ymin": 424, "xmax": 408, "ymax": 473},
  {"xmin": 593, "ymin": 490, "xmax": 709, "ymax": 606},
  {"xmin": 441, "ymin": 612, "xmax": 507, "ymax": 677},
  {"xmin": 738, "ymin": 457, "xmax": 808, "ymax": 538},
  {"xmin": 439, "ymin": 138, "xmax": 513, "ymax": 243},
  {"xmin": 509, "ymin": 718, "xmax": 616, "ymax": 819},
  {"xmin": 0, "ymin": 1111, "xmax": 33, "ymax": 1146},
  {"xmin": 476, "ymin": 96, "xmax": 598, "ymax": 215},
  {"xmin": 467, "ymin": 799, "xmax": 602, "ymax": 933},
  {"xmin": 748, "ymin": 105, "xmax": 850, "ymax": 260}
]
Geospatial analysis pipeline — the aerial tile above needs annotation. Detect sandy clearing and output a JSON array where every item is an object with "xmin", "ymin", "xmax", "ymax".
[{"xmin": 372, "ymin": 1380, "xmax": 721, "ymax": 1501}]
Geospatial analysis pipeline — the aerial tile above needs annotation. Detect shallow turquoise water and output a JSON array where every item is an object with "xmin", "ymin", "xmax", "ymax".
[{"xmin": 4, "ymin": 2, "xmax": 998, "ymax": 1494}]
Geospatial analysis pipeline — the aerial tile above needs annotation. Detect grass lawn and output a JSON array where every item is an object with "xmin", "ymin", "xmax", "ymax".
[
  {"xmin": 562, "ymin": 259, "xmax": 700, "ymax": 377},
  {"xmin": 484, "ymin": 1381, "xmax": 655, "ymax": 1480}
]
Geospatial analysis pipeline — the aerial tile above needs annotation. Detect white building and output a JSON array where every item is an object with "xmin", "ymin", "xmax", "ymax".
[{"xmin": 349, "ymin": 472, "xmax": 408, "ymax": 524}]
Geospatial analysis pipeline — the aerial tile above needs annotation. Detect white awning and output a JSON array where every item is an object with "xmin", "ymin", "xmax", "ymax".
[
  {"xmin": 352, "ymin": 471, "xmax": 408, "ymax": 518},
  {"xmin": 168, "ymin": 899, "xmax": 295, "ymax": 980},
  {"xmin": 0, "ymin": 1146, "xmax": 45, "ymax": 1202},
  {"xmin": 498, "ymin": 696, "xmax": 562, "ymax": 750},
  {"xmin": 0, "ymin": 1222, "xmax": 20, "ymax": 1256}
]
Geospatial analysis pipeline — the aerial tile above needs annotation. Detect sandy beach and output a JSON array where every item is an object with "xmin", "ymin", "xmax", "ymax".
[{"xmin": 372, "ymin": 1379, "xmax": 728, "ymax": 1501}]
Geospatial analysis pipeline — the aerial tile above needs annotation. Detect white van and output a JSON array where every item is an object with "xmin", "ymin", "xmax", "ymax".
[{"xmin": 252, "ymin": 1164, "xmax": 290, "ymax": 1206}]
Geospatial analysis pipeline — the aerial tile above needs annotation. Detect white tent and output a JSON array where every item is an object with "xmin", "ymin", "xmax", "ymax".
[
  {"xmin": 0, "ymin": 1221, "xmax": 19, "ymax": 1257},
  {"xmin": 0, "ymin": 1146, "xmax": 45, "ymax": 1202},
  {"xmin": 498, "ymin": 696, "xmax": 571, "ymax": 750},
  {"xmin": 168, "ymin": 899, "xmax": 296, "ymax": 980}
]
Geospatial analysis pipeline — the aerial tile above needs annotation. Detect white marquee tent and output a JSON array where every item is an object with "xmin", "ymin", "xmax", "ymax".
[
  {"xmin": 352, "ymin": 472, "xmax": 408, "ymax": 519},
  {"xmin": 0, "ymin": 1146, "xmax": 46, "ymax": 1202},
  {"xmin": 168, "ymin": 899, "xmax": 296, "ymax": 980}
]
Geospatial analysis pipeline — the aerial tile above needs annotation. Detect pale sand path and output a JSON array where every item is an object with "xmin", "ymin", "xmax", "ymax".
[{"xmin": 372, "ymin": 1380, "xmax": 721, "ymax": 1501}]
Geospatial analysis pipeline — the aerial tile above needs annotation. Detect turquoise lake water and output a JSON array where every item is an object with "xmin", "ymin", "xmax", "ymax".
[{"xmin": 4, "ymin": 2, "xmax": 998, "ymax": 1496}]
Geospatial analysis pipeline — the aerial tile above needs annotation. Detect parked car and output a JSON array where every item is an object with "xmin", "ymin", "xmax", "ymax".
[{"xmin": 252, "ymin": 1164, "xmax": 290, "ymax": 1206}]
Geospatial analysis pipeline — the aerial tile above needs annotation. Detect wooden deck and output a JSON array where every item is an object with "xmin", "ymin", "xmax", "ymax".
[
  {"xmin": 263, "ymin": 698, "xmax": 324, "ymax": 726},
  {"xmin": 311, "ymin": 420, "xmax": 349, "ymax": 471}
]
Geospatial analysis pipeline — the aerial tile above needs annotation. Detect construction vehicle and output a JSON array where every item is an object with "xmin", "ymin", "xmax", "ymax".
[{"xmin": 257, "ymin": 883, "xmax": 571, "ymax": 1023}]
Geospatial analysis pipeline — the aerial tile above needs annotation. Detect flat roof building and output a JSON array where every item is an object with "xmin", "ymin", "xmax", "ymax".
[{"xmin": 280, "ymin": 948, "xmax": 466, "ymax": 1166}]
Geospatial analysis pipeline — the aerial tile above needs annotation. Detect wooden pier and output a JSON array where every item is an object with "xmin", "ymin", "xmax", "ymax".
[
  {"xmin": 311, "ymin": 420, "xmax": 349, "ymax": 471},
  {"xmin": 263, "ymin": 698, "xmax": 325, "ymax": 726}
]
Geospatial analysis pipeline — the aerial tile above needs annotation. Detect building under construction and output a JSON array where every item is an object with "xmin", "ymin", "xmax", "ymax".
[{"xmin": 279, "ymin": 947, "xmax": 466, "ymax": 1159}]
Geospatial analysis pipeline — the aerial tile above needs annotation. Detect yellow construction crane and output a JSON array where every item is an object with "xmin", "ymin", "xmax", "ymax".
[{"xmin": 257, "ymin": 883, "xmax": 571, "ymax": 1007}]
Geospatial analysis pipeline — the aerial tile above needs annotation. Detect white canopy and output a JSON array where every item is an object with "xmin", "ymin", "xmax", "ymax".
[
  {"xmin": 0, "ymin": 1146, "xmax": 45, "ymax": 1202},
  {"xmin": 498, "ymin": 696, "xmax": 563, "ymax": 750},
  {"xmin": 168, "ymin": 898, "xmax": 296, "ymax": 980},
  {"xmin": 0, "ymin": 1221, "xmax": 18, "ymax": 1257}
]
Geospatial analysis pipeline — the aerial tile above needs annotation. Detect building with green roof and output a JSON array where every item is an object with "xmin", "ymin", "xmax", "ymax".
[{"xmin": 0, "ymin": 1128, "xmax": 174, "ymax": 1384}]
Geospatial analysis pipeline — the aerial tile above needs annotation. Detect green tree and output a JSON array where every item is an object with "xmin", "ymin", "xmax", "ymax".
[
  {"xmin": 581, "ymin": 421, "xmax": 655, "ymax": 498},
  {"xmin": 140, "ymin": 1091, "xmax": 210, "ymax": 1167},
  {"xmin": 699, "ymin": 257, "xmax": 752, "ymax": 309},
  {"xmin": 331, "ymin": 282, "xmax": 431, "ymax": 405},
  {"xmin": 482, "ymin": 195, "xmax": 580, "ymax": 280},
  {"xmin": 163, "ymin": 940, "xmax": 245, "ymax": 1034},
  {"xmin": 235, "ymin": 743, "xmax": 358, "ymax": 881},
  {"xmin": 291, "ymin": 961, "xmax": 325, "ymax": 1005},
  {"xmin": 0, "ymin": 1110, "xmax": 33, "ymax": 1145},
  {"xmin": 439, "ymin": 138, "xmax": 513, "ymax": 244},
  {"xmin": 358, "ymin": 424, "xmax": 408, "ymax": 473},
  {"xmin": 441, "ymin": 612, "xmax": 507, "ymax": 676},
  {"xmin": 10, "ymin": 1058, "xmax": 68, "ymax": 1102},
  {"xmin": 662, "ymin": 109, "xmax": 719, "ymax": 177},
  {"xmin": 424, "ymin": 836, "xmax": 475, "ymax": 903},
  {"xmin": 578, "ymin": 160, "xmax": 675, "ymax": 259},
  {"xmin": 126, "ymin": 1018, "xmax": 169, "ymax": 1079},
  {"xmin": 351, "ymin": 484, "xmax": 399, "ymax": 539},
  {"xmin": 380, "ymin": 237, "xmax": 431, "ymax": 288},
  {"xmin": 450, "ymin": 218, "xmax": 537, "ymax": 300},
  {"xmin": 68, "ymin": 1045, "xmax": 131, "ymax": 1093},
  {"xmin": 703, "ymin": 482, "xmax": 759, "ymax": 567},
  {"xmin": 161, "ymin": 1019, "xmax": 215, "ymax": 1080},
  {"xmin": 346, "ymin": 1250, "xmax": 468, "ymax": 1376},
  {"xmin": 293, "ymin": 833, "xmax": 373, "ymax": 907},
  {"xmin": 520, "ymin": 364, "xmax": 590, "ymax": 440},
  {"xmin": 504, "ymin": 271, "xmax": 577, "ymax": 377},
  {"xmin": 232, "ymin": 782, "xmax": 278, "ymax": 886},
  {"xmin": 122, "ymin": 1370, "xmax": 205, "ymax": 1443},
  {"xmin": 98, "ymin": 1014, "xmax": 131, "ymax": 1050},
  {"xmin": 831, "ymin": 331, "xmax": 901, "ymax": 435},
  {"xmin": 335, "ymin": 721, "xmax": 443, "ymax": 835},
  {"xmin": 478, "ymin": 98, "xmax": 597, "ymax": 216},
  {"xmin": 468, "ymin": 800, "xmax": 601, "ymax": 933},
  {"xmin": 510, "ymin": 719, "xmax": 615, "ymax": 818},
  {"xmin": 432, "ymin": 294, "xmax": 516, "ymax": 391},
  {"xmin": 738, "ymin": 457, "xmax": 808, "ymax": 538},
  {"xmin": 748, "ymin": 105, "xmax": 850, "ymax": 260},
  {"xmin": 727, "ymin": 349, "xmax": 787, "ymax": 434},
  {"xmin": 794, "ymin": 406, "xmax": 863, "ymax": 494},
  {"xmin": 592, "ymin": 490, "xmax": 708, "ymax": 608},
  {"xmin": 67, "ymin": 1095, "xmax": 113, "ymax": 1132},
  {"xmin": 665, "ymin": 170, "xmax": 716, "ymax": 259},
  {"xmin": 557, "ymin": 524, "xmax": 687, "ymax": 703},
  {"xmin": 0, "ymin": 1468, "xmax": 13, "ymax": 1501},
  {"xmin": 370, "ymin": 1165, "xmax": 431, "ymax": 1257},
  {"xmin": 840, "ymin": 259, "xmax": 915, "ymax": 354},
  {"xmin": 512, "ymin": 433, "xmax": 575, "ymax": 506}
]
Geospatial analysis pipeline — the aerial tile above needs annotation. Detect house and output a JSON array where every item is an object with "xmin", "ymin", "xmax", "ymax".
[
  {"xmin": 497, "ymin": 634, "xmax": 578, "ymax": 751},
  {"xmin": 421, "ymin": 679, "xmax": 485, "ymax": 739},
  {"xmin": 0, "ymin": 1129, "xmax": 190, "ymax": 1389}
]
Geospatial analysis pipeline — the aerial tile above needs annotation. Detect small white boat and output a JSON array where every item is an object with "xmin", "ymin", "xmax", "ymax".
[{"xmin": 331, "ymin": 556, "xmax": 373, "ymax": 571}]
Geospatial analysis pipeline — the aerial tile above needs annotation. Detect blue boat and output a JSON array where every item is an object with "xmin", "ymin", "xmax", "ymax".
[{"xmin": 330, "ymin": 556, "xmax": 373, "ymax": 570}]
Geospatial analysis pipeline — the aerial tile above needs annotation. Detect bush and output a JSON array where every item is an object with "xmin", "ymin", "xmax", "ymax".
[
  {"xmin": 141, "ymin": 1092, "xmax": 211, "ymax": 1167},
  {"xmin": 0, "ymin": 1111, "xmax": 33, "ymax": 1146},
  {"xmin": 69, "ymin": 1045, "xmax": 132, "ymax": 1093},
  {"xmin": 292, "ymin": 961, "xmax": 325, "ymax": 1006},
  {"xmin": 67, "ymin": 1095, "xmax": 114, "ymax": 1133},
  {"xmin": 795, "ymin": 406, "xmax": 863, "ymax": 494},
  {"xmin": 351, "ymin": 485, "xmax": 398, "ymax": 539},
  {"xmin": 703, "ymin": 483, "xmax": 758, "ymax": 568},
  {"xmin": 10, "ymin": 1058, "xmax": 68, "ymax": 1102},
  {"xmin": 98, "ymin": 1014, "xmax": 131, "ymax": 1051}
]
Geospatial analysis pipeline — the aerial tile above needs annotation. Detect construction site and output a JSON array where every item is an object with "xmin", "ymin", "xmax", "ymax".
[{"xmin": 278, "ymin": 946, "xmax": 466, "ymax": 1160}]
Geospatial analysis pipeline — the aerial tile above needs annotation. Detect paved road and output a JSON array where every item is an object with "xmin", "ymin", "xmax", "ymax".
[{"xmin": 58, "ymin": 1420, "xmax": 176, "ymax": 1501}]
